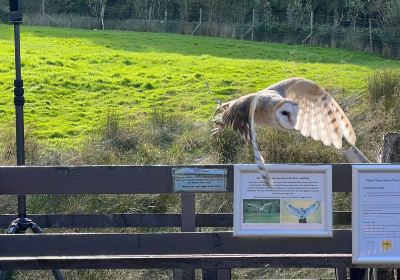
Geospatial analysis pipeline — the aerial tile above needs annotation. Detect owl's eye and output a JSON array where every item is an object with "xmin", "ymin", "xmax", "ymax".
[{"xmin": 281, "ymin": 111, "xmax": 289, "ymax": 116}]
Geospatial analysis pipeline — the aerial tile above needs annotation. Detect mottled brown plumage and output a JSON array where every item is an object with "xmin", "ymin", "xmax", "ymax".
[{"xmin": 213, "ymin": 93, "xmax": 257, "ymax": 141}]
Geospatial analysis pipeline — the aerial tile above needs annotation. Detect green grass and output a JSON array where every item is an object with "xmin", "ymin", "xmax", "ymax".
[
  {"xmin": 0, "ymin": 24, "xmax": 399, "ymax": 147},
  {"xmin": 1, "ymin": 24, "xmax": 399, "ymax": 279},
  {"xmin": 367, "ymin": 69, "xmax": 400, "ymax": 108}
]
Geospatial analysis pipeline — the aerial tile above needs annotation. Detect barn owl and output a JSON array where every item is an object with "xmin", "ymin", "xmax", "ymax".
[
  {"xmin": 287, "ymin": 201, "xmax": 320, "ymax": 223},
  {"xmin": 212, "ymin": 78, "xmax": 356, "ymax": 187},
  {"xmin": 247, "ymin": 202, "xmax": 272, "ymax": 211}
]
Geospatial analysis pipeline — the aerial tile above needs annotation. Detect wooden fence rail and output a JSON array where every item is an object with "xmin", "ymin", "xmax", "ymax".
[
  {"xmin": 0, "ymin": 164, "xmax": 373, "ymax": 279},
  {"xmin": 0, "ymin": 212, "xmax": 352, "ymax": 228}
]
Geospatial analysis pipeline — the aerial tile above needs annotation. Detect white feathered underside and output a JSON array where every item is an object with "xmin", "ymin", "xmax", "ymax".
[
  {"xmin": 287, "ymin": 201, "xmax": 320, "ymax": 218},
  {"xmin": 303, "ymin": 201, "xmax": 320, "ymax": 217},
  {"xmin": 292, "ymin": 92, "xmax": 356, "ymax": 149}
]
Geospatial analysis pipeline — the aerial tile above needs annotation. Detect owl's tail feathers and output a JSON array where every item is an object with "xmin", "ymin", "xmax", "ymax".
[
  {"xmin": 343, "ymin": 145, "xmax": 371, "ymax": 163},
  {"xmin": 211, "ymin": 117, "xmax": 227, "ymax": 137},
  {"xmin": 249, "ymin": 95, "xmax": 273, "ymax": 188}
]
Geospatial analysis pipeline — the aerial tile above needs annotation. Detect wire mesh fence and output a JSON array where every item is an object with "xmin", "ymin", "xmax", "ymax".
[{"xmin": 1, "ymin": 0, "xmax": 400, "ymax": 58}]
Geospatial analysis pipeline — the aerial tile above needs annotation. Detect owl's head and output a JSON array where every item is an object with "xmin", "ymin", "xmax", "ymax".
[{"xmin": 274, "ymin": 101, "xmax": 298, "ymax": 130}]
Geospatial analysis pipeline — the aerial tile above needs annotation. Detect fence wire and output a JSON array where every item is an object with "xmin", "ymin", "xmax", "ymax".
[{"xmin": 1, "ymin": 0, "xmax": 399, "ymax": 58}]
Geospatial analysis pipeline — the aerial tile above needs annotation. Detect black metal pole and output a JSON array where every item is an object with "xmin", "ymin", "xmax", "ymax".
[
  {"xmin": 13, "ymin": 22, "xmax": 27, "ymax": 218},
  {"xmin": 2, "ymin": 2, "xmax": 65, "ymax": 279}
]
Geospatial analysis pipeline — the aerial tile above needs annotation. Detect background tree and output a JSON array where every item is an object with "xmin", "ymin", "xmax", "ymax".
[
  {"xmin": 344, "ymin": 0, "xmax": 364, "ymax": 34},
  {"xmin": 287, "ymin": 0, "xmax": 306, "ymax": 26}
]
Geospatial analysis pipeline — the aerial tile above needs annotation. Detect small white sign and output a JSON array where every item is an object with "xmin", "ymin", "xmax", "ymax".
[
  {"xmin": 233, "ymin": 164, "xmax": 332, "ymax": 237},
  {"xmin": 352, "ymin": 165, "xmax": 400, "ymax": 264},
  {"xmin": 172, "ymin": 168, "xmax": 227, "ymax": 192}
]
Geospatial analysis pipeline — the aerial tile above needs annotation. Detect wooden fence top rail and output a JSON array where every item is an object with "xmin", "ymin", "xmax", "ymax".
[
  {"xmin": 0, "ymin": 230, "xmax": 352, "ymax": 257},
  {"xmin": 0, "ymin": 164, "xmax": 354, "ymax": 194}
]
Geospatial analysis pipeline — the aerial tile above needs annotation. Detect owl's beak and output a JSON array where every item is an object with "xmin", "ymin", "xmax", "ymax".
[{"xmin": 288, "ymin": 116, "xmax": 295, "ymax": 127}]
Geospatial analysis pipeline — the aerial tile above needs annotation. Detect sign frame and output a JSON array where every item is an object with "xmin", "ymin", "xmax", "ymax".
[
  {"xmin": 233, "ymin": 164, "xmax": 332, "ymax": 237},
  {"xmin": 172, "ymin": 167, "xmax": 227, "ymax": 192},
  {"xmin": 352, "ymin": 164, "xmax": 400, "ymax": 264}
]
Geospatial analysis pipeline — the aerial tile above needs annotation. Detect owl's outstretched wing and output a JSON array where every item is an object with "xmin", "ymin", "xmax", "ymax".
[
  {"xmin": 303, "ymin": 201, "xmax": 320, "ymax": 217},
  {"xmin": 262, "ymin": 202, "xmax": 272, "ymax": 209},
  {"xmin": 212, "ymin": 93, "xmax": 258, "ymax": 141},
  {"xmin": 276, "ymin": 79, "xmax": 356, "ymax": 148},
  {"xmin": 287, "ymin": 204, "xmax": 302, "ymax": 218},
  {"xmin": 247, "ymin": 203, "xmax": 259, "ymax": 209}
]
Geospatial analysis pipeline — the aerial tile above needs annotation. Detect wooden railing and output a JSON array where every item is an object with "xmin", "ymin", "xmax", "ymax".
[{"xmin": 0, "ymin": 164, "xmax": 370, "ymax": 280}]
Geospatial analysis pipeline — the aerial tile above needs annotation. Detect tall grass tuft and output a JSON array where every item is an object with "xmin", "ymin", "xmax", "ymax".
[
  {"xmin": 210, "ymin": 128, "xmax": 245, "ymax": 164},
  {"xmin": 255, "ymin": 129, "xmax": 342, "ymax": 164},
  {"xmin": 101, "ymin": 110, "xmax": 138, "ymax": 152},
  {"xmin": 367, "ymin": 69, "xmax": 400, "ymax": 109},
  {"xmin": 0, "ymin": 125, "xmax": 40, "ymax": 166},
  {"xmin": 146, "ymin": 108, "xmax": 183, "ymax": 149}
]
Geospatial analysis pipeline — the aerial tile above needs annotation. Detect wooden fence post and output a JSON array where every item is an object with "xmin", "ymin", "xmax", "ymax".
[
  {"xmin": 368, "ymin": 0, "xmax": 373, "ymax": 53},
  {"xmin": 241, "ymin": 8, "xmax": 255, "ymax": 40},
  {"xmin": 148, "ymin": 6, "xmax": 152, "ymax": 21},
  {"xmin": 373, "ymin": 132, "xmax": 400, "ymax": 280},
  {"xmin": 343, "ymin": 146, "xmax": 369, "ymax": 280},
  {"xmin": 173, "ymin": 193, "xmax": 196, "ymax": 280},
  {"xmin": 251, "ymin": 8, "xmax": 255, "ymax": 41},
  {"xmin": 350, "ymin": 269, "xmax": 368, "ymax": 280},
  {"xmin": 202, "ymin": 269, "xmax": 231, "ymax": 280},
  {"xmin": 336, "ymin": 266, "xmax": 347, "ymax": 280},
  {"xmin": 100, "ymin": 4, "xmax": 105, "ymax": 30},
  {"xmin": 192, "ymin": 8, "xmax": 202, "ymax": 35},
  {"xmin": 379, "ymin": 133, "xmax": 400, "ymax": 163}
]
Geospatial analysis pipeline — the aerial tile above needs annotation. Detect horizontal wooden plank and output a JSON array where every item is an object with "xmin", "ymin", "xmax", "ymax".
[
  {"xmin": 333, "ymin": 211, "xmax": 351, "ymax": 225},
  {"xmin": 0, "ymin": 164, "xmax": 354, "ymax": 194},
  {"xmin": 0, "ymin": 214, "xmax": 181, "ymax": 228},
  {"xmin": 0, "ymin": 230, "xmax": 352, "ymax": 257},
  {"xmin": 0, "ymin": 212, "xmax": 351, "ymax": 229},
  {"xmin": 196, "ymin": 214, "xmax": 233, "ymax": 227},
  {"xmin": 0, "ymin": 165, "xmax": 234, "ymax": 194},
  {"xmin": 0, "ymin": 254, "xmax": 353, "ymax": 270},
  {"xmin": 196, "ymin": 212, "xmax": 351, "ymax": 227}
]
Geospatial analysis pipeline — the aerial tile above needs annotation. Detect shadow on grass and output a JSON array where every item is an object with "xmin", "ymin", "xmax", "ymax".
[{"xmin": 2, "ymin": 24, "xmax": 398, "ymax": 67}]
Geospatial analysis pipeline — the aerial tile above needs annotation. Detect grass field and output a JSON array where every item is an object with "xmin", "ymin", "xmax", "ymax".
[
  {"xmin": 0, "ymin": 24, "xmax": 399, "ymax": 148},
  {"xmin": 0, "ymin": 24, "xmax": 399, "ymax": 279}
]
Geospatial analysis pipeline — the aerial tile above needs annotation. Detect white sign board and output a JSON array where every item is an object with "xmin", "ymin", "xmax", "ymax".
[
  {"xmin": 352, "ymin": 165, "xmax": 400, "ymax": 264},
  {"xmin": 234, "ymin": 164, "xmax": 332, "ymax": 237},
  {"xmin": 172, "ymin": 168, "xmax": 227, "ymax": 192}
]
